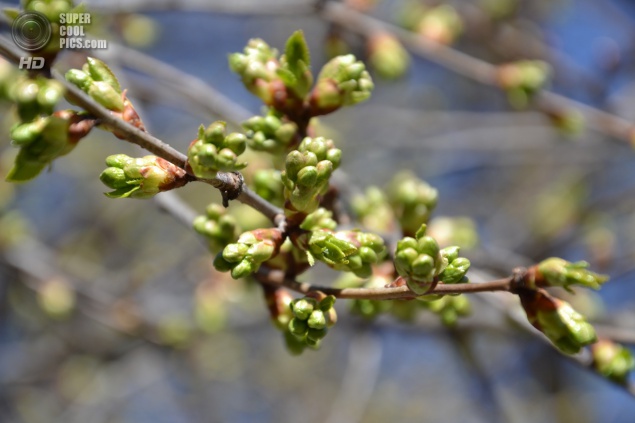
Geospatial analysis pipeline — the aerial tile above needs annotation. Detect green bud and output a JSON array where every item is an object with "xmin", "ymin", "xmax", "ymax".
[
  {"xmin": 86, "ymin": 57, "xmax": 121, "ymax": 92},
  {"xmin": 307, "ymin": 327, "xmax": 328, "ymax": 342},
  {"xmin": 213, "ymin": 253, "xmax": 234, "ymax": 272},
  {"xmin": 88, "ymin": 81, "xmax": 124, "ymax": 112},
  {"xmin": 10, "ymin": 119, "xmax": 47, "ymax": 146},
  {"xmin": 591, "ymin": 340, "xmax": 635, "ymax": 383},
  {"xmin": 288, "ymin": 317, "xmax": 309, "ymax": 338},
  {"xmin": 388, "ymin": 171, "xmax": 438, "ymax": 236},
  {"xmin": 291, "ymin": 298, "xmax": 314, "ymax": 320},
  {"xmin": 222, "ymin": 243, "xmax": 249, "ymax": 262},
  {"xmin": 307, "ymin": 310, "xmax": 326, "ymax": 329},
  {"xmin": 230, "ymin": 260, "xmax": 253, "ymax": 279},
  {"xmin": 65, "ymin": 69, "xmax": 92, "ymax": 91},
  {"xmin": 319, "ymin": 295, "xmax": 336, "ymax": 311},
  {"xmin": 99, "ymin": 167, "xmax": 128, "ymax": 189}
]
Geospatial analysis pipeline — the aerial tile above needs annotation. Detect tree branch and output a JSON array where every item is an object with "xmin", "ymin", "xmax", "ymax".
[
  {"xmin": 318, "ymin": 1, "xmax": 635, "ymax": 146},
  {"xmin": 0, "ymin": 36, "xmax": 284, "ymax": 224},
  {"xmin": 256, "ymin": 267, "xmax": 513, "ymax": 300}
]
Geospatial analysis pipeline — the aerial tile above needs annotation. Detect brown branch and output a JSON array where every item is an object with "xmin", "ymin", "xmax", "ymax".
[
  {"xmin": 256, "ymin": 267, "xmax": 513, "ymax": 300},
  {"xmin": 318, "ymin": 1, "xmax": 635, "ymax": 145},
  {"xmin": 0, "ymin": 36, "xmax": 284, "ymax": 224}
]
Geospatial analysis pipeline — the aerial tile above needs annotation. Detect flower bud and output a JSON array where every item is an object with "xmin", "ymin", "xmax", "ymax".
[
  {"xmin": 534, "ymin": 258, "xmax": 608, "ymax": 292},
  {"xmin": 394, "ymin": 224, "xmax": 447, "ymax": 294},
  {"xmin": 215, "ymin": 228, "xmax": 283, "ymax": 279},
  {"xmin": 367, "ymin": 32, "xmax": 411, "ymax": 79},
  {"xmin": 520, "ymin": 289, "xmax": 597, "ymax": 354},
  {"xmin": 591, "ymin": 340, "xmax": 635, "ymax": 384}
]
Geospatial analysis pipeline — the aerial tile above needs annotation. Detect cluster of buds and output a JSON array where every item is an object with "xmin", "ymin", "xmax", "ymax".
[
  {"xmin": 299, "ymin": 207, "xmax": 337, "ymax": 231},
  {"xmin": 591, "ymin": 340, "xmax": 635, "ymax": 384},
  {"xmin": 7, "ymin": 110, "xmax": 96, "ymax": 182},
  {"xmin": 281, "ymin": 137, "xmax": 341, "ymax": 215},
  {"xmin": 395, "ymin": 224, "xmax": 470, "ymax": 294},
  {"xmin": 420, "ymin": 294, "xmax": 471, "ymax": 326},
  {"xmin": 497, "ymin": 60, "xmax": 551, "ymax": 108},
  {"xmin": 309, "ymin": 54, "xmax": 374, "ymax": 116},
  {"xmin": 242, "ymin": 112, "xmax": 298, "ymax": 154},
  {"xmin": 388, "ymin": 171, "xmax": 438, "ymax": 236},
  {"xmin": 99, "ymin": 154, "xmax": 187, "ymax": 199},
  {"xmin": 213, "ymin": 228, "xmax": 283, "ymax": 279},
  {"xmin": 298, "ymin": 229, "xmax": 386, "ymax": 278},
  {"xmin": 229, "ymin": 31, "xmax": 313, "ymax": 111},
  {"xmin": 417, "ymin": 5, "xmax": 463, "ymax": 45},
  {"xmin": 187, "ymin": 121, "xmax": 247, "ymax": 179},
  {"xmin": 351, "ymin": 186, "xmax": 396, "ymax": 233},
  {"xmin": 251, "ymin": 169, "xmax": 285, "ymax": 207},
  {"xmin": 193, "ymin": 203, "xmax": 240, "ymax": 253},
  {"xmin": 523, "ymin": 258, "xmax": 609, "ymax": 292},
  {"xmin": 5, "ymin": 0, "xmax": 84, "ymax": 61},
  {"xmin": 287, "ymin": 294, "xmax": 337, "ymax": 351},
  {"xmin": 66, "ymin": 58, "xmax": 145, "ymax": 135},
  {"xmin": 367, "ymin": 32, "xmax": 411, "ymax": 80},
  {"xmin": 230, "ymin": 31, "xmax": 374, "ymax": 118},
  {"xmin": 11, "ymin": 76, "xmax": 64, "ymax": 122},
  {"xmin": 519, "ymin": 288, "xmax": 597, "ymax": 354}
]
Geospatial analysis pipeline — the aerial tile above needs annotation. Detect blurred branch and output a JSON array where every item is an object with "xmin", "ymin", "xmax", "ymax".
[{"xmin": 318, "ymin": 1, "xmax": 635, "ymax": 146}]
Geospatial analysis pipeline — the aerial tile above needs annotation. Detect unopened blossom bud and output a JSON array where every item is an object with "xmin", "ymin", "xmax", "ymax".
[
  {"xmin": 423, "ymin": 294, "xmax": 471, "ymax": 326},
  {"xmin": 498, "ymin": 60, "xmax": 551, "ymax": 108},
  {"xmin": 520, "ymin": 289, "xmax": 597, "ymax": 354},
  {"xmin": 591, "ymin": 340, "xmax": 635, "ymax": 384},
  {"xmin": 367, "ymin": 32, "xmax": 411, "ymax": 79},
  {"xmin": 99, "ymin": 154, "xmax": 187, "ymax": 199},
  {"xmin": 417, "ymin": 4, "xmax": 463, "ymax": 45},
  {"xmin": 352, "ymin": 186, "xmax": 396, "ymax": 233},
  {"xmin": 309, "ymin": 54, "xmax": 374, "ymax": 115},
  {"xmin": 300, "ymin": 208, "xmax": 337, "ymax": 231},
  {"xmin": 438, "ymin": 246, "xmax": 470, "ymax": 284},
  {"xmin": 214, "ymin": 228, "xmax": 283, "ymax": 279},
  {"xmin": 530, "ymin": 258, "xmax": 609, "ymax": 292}
]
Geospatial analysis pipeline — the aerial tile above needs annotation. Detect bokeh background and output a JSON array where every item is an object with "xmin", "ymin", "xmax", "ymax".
[{"xmin": 1, "ymin": 0, "xmax": 635, "ymax": 422}]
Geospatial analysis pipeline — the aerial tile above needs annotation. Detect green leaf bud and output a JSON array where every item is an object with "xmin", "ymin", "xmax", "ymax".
[
  {"xmin": 86, "ymin": 57, "xmax": 121, "ymax": 92},
  {"xmin": 536, "ymin": 257, "xmax": 608, "ymax": 291}
]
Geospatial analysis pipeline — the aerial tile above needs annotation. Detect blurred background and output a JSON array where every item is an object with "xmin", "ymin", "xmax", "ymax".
[{"xmin": 1, "ymin": 0, "xmax": 635, "ymax": 422}]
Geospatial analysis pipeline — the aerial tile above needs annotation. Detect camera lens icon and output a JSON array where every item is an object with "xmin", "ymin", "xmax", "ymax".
[{"xmin": 12, "ymin": 11, "xmax": 52, "ymax": 52}]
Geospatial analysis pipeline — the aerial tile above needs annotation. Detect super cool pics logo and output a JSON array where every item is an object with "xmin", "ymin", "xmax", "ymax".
[{"xmin": 12, "ymin": 10, "xmax": 107, "ymax": 69}]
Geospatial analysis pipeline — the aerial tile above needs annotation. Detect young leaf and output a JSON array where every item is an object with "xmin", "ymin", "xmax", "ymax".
[{"xmin": 285, "ymin": 30, "xmax": 311, "ymax": 77}]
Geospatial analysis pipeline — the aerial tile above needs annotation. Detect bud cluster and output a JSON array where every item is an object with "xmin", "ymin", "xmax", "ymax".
[
  {"xmin": 99, "ymin": 154, "xmax": 187, "ymax": 199},
  {"xmin": 230, "ymin": 31, "xmax": 374, "ymax": 117},
  {"xmin": 388, "ymin": 171, "xmax": 438, "ymax": 236},
  {"xmin": 243, "ymin": 111, "xmax": 298, "ymax": 155},
  {"xmin": 213, "ymin": 228, "xmax": 283, "ymax": 279},
  {"xmin": 7, "ymin": 110, "xmax": 95, "ymax": 182},
  {"xmin": 309, "ymin": 54, "xmax": 374, "ymax": 116},
  {"xmin": 251, "ymin": 169, "xmax": 285, "ymax": 207},
  {"xmin": 187, "ymin": 121, "xmax": 247, "ymax": 179},
  {"xmin": 299, "ymin": 229, "xmax": 386, "ymax": 278},
  {"xmin": 419, "ymin": 294, "xmax": 471, "ymax": 326},
  {"xmin": 395, "ymin": 224, "xmax": 470, "ymax": 294},
  {"xmin": 417, "ymin": 5, "xmax": 463, "ymax": 45},
  {"xmin": 287, "ymin": 295, "xmax": 337, "ymax": 352},
  {"xmin": 11, "ymin": 76, "xmax": 64, "ymax": 122},
  {"xmin": 193, "ymin": 203, "xmax": 240, "ymax": 253},
  {"xmin": 281, "ymin": 137, "xmax": 341, "ymax": 214}
]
